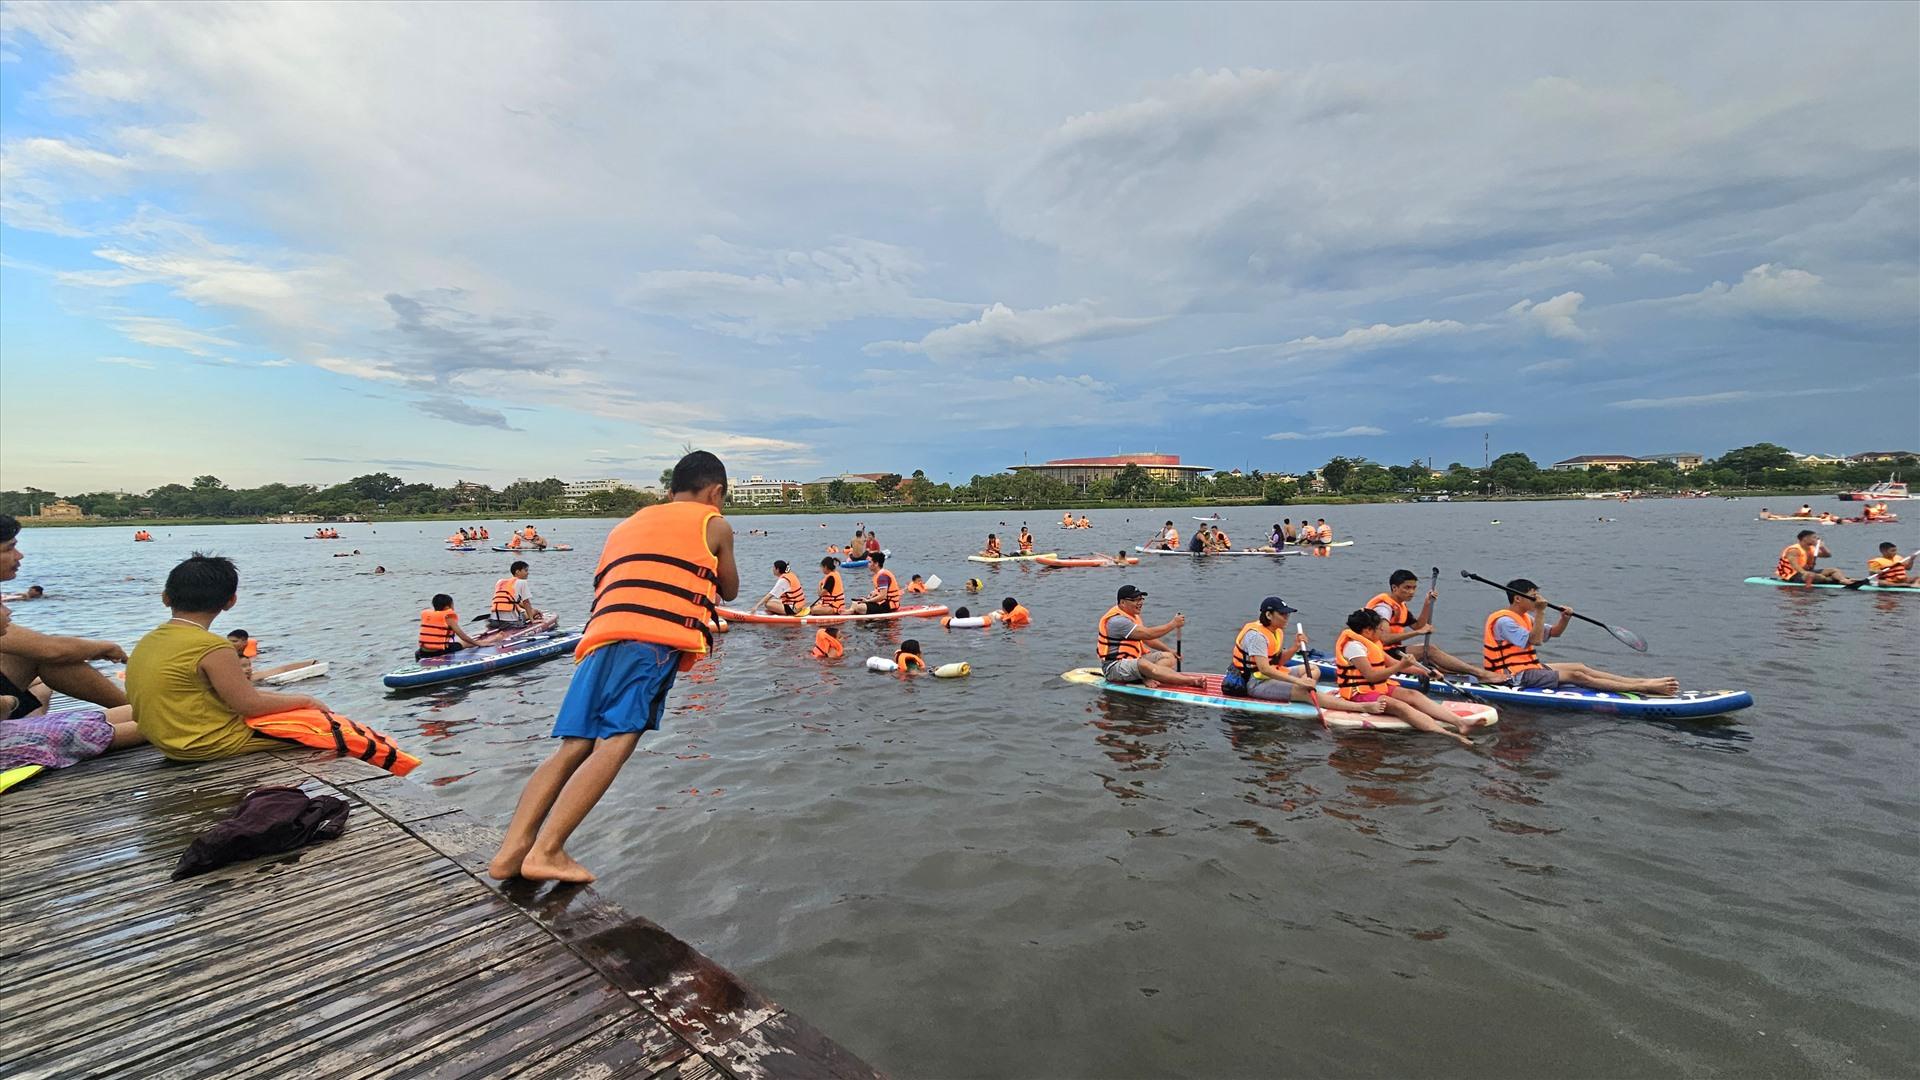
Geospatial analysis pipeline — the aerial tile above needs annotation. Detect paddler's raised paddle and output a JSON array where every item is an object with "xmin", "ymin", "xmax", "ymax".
[
  {"xmin": 1174, "ymin": 619, "xmax": 1183, "ymax": 672},
  {"xmin": 1296, "ymin": 623, "xmax": 1331, "ymax": 729},
  {"xmin": 1417, "ymin": 567, "xmax": 1439, "ymax": 692},
  {"xmin": 1461, "ymin": 570, "xmax": 1649, "ymax": 652}
]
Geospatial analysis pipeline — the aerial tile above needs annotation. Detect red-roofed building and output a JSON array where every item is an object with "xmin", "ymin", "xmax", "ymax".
[{"xmin": 1009, "ymin": 453, "xmax": 1211, "ymax": 491}]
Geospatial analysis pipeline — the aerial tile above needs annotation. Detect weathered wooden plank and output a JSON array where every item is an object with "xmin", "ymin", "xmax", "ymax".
[
  {"xmin": 333, "ymin": 772, "xmax": 464, "ymax": 825},
  {"xmin": 0, "ymin": 748, "xmax": 301, "ymax": 814},
  {"xmin": 708, "ymin": 1010, "xmax": 886, "ymax": 1080},
  {"xmin": 439, "ymin": 1011, "xmax": 696, "ymax": 1080},
  {"xmin": 570, "ymin": 912, "xmax": 781, "ymax": 1055},
  {"xmin": 629, "ymin": 1052, "xmax": 727, "ymax": 1080},
  {"xmin": 349, "ymin": 972, "xmax": 634, "ymax": 1079}
]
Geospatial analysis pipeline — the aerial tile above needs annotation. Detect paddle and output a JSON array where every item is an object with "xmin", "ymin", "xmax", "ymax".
[
  {"xmin": 1461, "ymin": 570, "xmax": 1649, "ymax": 652},
  {"xmin": 1296, "ymin": 623, "xmax": 1331, "ymax": 728},
  {"xmin": 1174, "ymin": 619, "xmax": 1183, "ymax": 672},
  {"xmin": 1417, "ymin": 567, "xmax": 1438, "ymax": 692}
]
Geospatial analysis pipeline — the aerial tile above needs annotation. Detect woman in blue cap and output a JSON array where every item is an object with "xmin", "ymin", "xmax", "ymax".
[{"xmin": 1221, "ymin": 595, "xmax": 1385, "ymax": 717}]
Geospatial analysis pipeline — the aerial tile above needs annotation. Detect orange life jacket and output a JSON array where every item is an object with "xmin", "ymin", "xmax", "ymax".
[
  {"xmin": 811, "ymin": 628, "xmax": 843, "ymax": 659},
  {"xmin": 1096, "ymin": 605, "xmax": 1145, "ymax": 662},
  {"xmin": 507, "ymin": 536, "xmax": 522, "ymax": 549},
  {"xmin": 418, "ymin": 609, "xmax": 458, "ymax": 652},
  {"xmin": 575, "ymin": 501, "xmax": 720, "ymax": 671},
  {"xmin": 1230, "ymin": 620, "xmax": 1281, "ymax": 680},
  {"xmin": 1166, "ymin": 528, "xmax": 1179, "ymax": 547},
  {"xmin": 1019, "ymin": 535, "xmax": 1033, "ymax": 553},
  {"xmin": 239, "ymin": 638, "xmax": 259, "ymax": 659},
  {"xmin": 906, "ymin": 580, "xmax": 927, "ymax": 594},
  {"xmin": 1000, "ymin": 605, "xmax": 1032, "ymax": 628},
  {"xmin": 873, "ymin": 568, "xmax": 901, "ymax": 605},
  {"xmin": 1213, "ymin": 529, "xmax": 1230, "ymax": 549},
  {"xmin": 776, "ymin": 571, "xmax": 805, "ymax": 607},
  {"xmin": 894, "ymin": 650, "xmax": 926, "ymax": 671},
  {"xmin": 244, "ymin": 708, "xmax": 420, "ymax": 776},
  {"xmin": 1777, "ymin": 543, "xmax": 1812, "ymax": 580},
  {"xmin": 1482, "ymin": 608, "xmax": 1543, "ymax": 673},
  {"xmin": 1078, "ymin": 518, "xmax": 1089, "ymax": 527},
  {"xmin": 985, "ymin": 539, "xmax": 1001, "ymax": 556},
  {"xmin": 1334, "ymin": 628, "xmax": 1388, "ymax": 699},
  {"xmin": 1367, "ymin": 592, "xmax": 1411, "ymax": 637},
  {"xmin": 492, "ymin": 577, "xmax": 522, "ymax": 615},
  {"xmin": 523, "ymin": 526, "xmax": 537, "ymax": 539},
  {"xmin": 478, "ymin": 528, "xmax": 489, "ymax": 539},
  {"xmin": 1868, "ymin": 555, "xmax": 1910, "ymax": 584},
  {"xmin": 816, "ymin": 570, "xmax": 844, "ymax": 611}
]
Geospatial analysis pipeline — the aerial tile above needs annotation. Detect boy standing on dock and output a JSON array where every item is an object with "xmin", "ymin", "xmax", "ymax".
[{"xmin": 490, "ymin": 451, "xmax": 739, "ymax": 884}]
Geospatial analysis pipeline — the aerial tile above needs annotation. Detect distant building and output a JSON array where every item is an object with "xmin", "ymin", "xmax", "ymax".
[
  {"xmin": 729, "ymin": 476, "xmax": 803, "ymax": 506},
  {"xmin": 1793, "ymin": 452, "xmax": 1848, "ymax": 466},
  {"xmin": 28, "ymin": 500, "xmax": 86, "ymax": 520},
  {"xmin": 1550, "ymin": 454, "xmax": 1641, "ymax": 472},
  {"xmin": 1849, "ymin": 450, "xmax": 1917, "ymax": 463},
  {"xmin": 1639, "ymin": 452, "xmax": 1702, "ymax": 471},
  {"xmin": 1007, "ymin": 453, "xmax": 1212, "ymax": 492},
  {"xmin": 562, "ymin": 478, "xmax": 634, "ymax": 508}
]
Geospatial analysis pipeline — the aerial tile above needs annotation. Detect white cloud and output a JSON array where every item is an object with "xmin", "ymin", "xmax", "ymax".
[
  {"xmin": 1633, "ymin": 253, "xmax": 1688, "ymax": 272},
  {"xmin": 1439, "ymin": 411, "xmax": 1506, "ymax": 427},
  {"xmin": 1231, "ymin": 318, "xmax": 1471, "ymax": 355},
  {"xmin": 1425, "ymin": 373, "xmax": 1470, "ymax": 385},
  {"xmin": 109, "ymin": 316, "xmax": 238, "ymax": 357},
  {"xmin": 1610, "ymin": 390, "xmax": 1756, "ymax": 409},
  {"xmin": 1506, "ymin": 291, "xmax": 1589, "ymax": 340},
  {"xmin": 311, "ymin": 355, "xmax": 424, "ymax": 384},
  {"xmin": 96, "ymin": 355, "xmax": 156, "ymax": 369},
  {"xmin": 1669, "ymin": 263, "xmax": 1833, "ymax": 317},
  {"xmin": 870, "ymin": 301, "xmax": 1164, "ymax": 360},
  {"xmin": 1265, "ymin": 425, "xmax": 1387, "ymax": 441},
  {"xmin": 1519, "ymin": 358, "xmax": 1574, "ymax": 375}
]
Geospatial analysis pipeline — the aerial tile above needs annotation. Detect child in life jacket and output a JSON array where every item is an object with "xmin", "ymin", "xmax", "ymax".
[
  {"xmin": 811, "ymin": 625, "xmax": 844, "ymax": 659},
  {"xmin": 894, "ymin": 639, "xmax": 927, "ymax": 674},
  {"xmin": 994, "ymin": 597, "xmax": 1032, "ymax": 627},
  {"xmin": 906, "ymin": 574, "xmax": 928, "ymax": 594}
]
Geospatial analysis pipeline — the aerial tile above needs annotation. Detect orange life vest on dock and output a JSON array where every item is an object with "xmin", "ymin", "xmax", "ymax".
[{"xmin": 245, "ymin": 708, "xmax": 420, "ymax": 776}]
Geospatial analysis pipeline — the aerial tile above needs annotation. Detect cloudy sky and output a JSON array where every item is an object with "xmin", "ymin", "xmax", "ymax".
[{"xmin": 2, "ymin": 1, "xmax": 1915, "ymax": 491}]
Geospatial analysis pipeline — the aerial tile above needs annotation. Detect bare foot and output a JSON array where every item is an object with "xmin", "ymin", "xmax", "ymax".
[
  {"xmin": 1361, "ymin": 702, "xmax": 1387, "ymax": 715},
  {"xmin": 487, "ymin": 840, "xmax": 531, "ymax": 880},
  {"xmin": 1655, "ymin": 678, "xmax": 1680, "ymax": 696},
  {"xmin": 520, "ymin": 849, "xmax": 595, "ymax": 883}
]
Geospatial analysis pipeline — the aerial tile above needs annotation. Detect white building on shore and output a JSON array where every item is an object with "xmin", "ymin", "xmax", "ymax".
[{"xmin": 730, "ymin": 476, "xmax": 802, "ymax": 506}]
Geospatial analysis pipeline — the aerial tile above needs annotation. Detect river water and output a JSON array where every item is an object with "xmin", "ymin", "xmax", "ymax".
[{"xmin": 12, "ymin": 498, "xmax": 1917, "ymax": 1078}]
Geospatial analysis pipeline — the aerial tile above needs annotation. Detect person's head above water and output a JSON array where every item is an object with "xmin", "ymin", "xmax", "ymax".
[{"xmin": 1001, "ymin": 597, "xmax": 1019, "ymax": 612}]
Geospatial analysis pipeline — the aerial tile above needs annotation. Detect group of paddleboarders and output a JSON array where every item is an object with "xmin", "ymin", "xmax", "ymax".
[
  {"xmin": 756, "ymin": 551, "xmax": 902, "ymax": 617},
  {"xmin": 413, "ymin": 560, "xmax": 544, "ymax": 659},
  {"xmin": 446, "ymin": 525, "xmax": 491, "ymax": 544},
  {"xmin": 975, "ymin": 527, "xmax": 1037, "ymax": 557},
  {"xmin": 827, "ymin": 528, "xmax": 878, "ymax": 561},
  {"xmin": 1774, "ymin": 530, "xmax": 1914, "ymax": 587},
  {"xmin": 1060, "ymin": 513, "xmax": 1092, "ymax": 529},
  {"xmin": 504, "ymin": 524, "xmax": 555, "ymax": 551}
]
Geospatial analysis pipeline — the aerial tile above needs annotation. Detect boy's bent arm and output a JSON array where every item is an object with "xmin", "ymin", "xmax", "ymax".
[
  {"xmin": 201, "ymin": 648, "xmax": 325, "ymax": 717},
  {"xmin": 708, "ymin": 516, "xmax": 740, "ymax": 601}
]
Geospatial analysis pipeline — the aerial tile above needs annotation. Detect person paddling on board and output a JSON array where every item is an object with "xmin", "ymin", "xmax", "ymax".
[
  {"xmin": 757, "ymin": 560, "xmax": 808, "ymax": 616},
  {"xmin": 1221, "ymin": 596, "xmax": 1385, "ymax": 716},
  {"xmin": 1335, "ymin": 609, "xmax": 1479, "ymax": 745},
  {"xmin": 1776, "ymin": 530, "xmax": 1855, "ymax": 586},
  {"xmin": 1486, "ymin": 578, "xmax": 1680, "ymax": 694},
  {"xmin": 1078, "ymin": 515, "xmax": 1091, "ymax": 528},
  {"xmin": 1097, "ymin": 585, "xmax": 1206, "ymax": 688},
  {"xmin": 1796, "ymin": 504, "xmax": 1813, "ymax": 518},
  {"xmin": 979, "ymin": 534, "xmax": 1004, "ymax": 558},
  {"xmin": 489, "ymin": 450, "xmax": 739, "ymax": 885},
  {"xmin": 1149, "ymin": 521, "xmax": 1179, "ymax": 551},
  {"xmin": 1018, "ymin": 526, "xmax": 1034, "ymax": 555},
  {"xmin": 489, "ymin": 561, "xmax": 542, "ymax": 628},
  {"xmin": 1367, "ymin": 570, "xmax": 1505, "ymax": 683},
  {"xmin": 814, "ymin": 556, "xmax": 845, "ymax": 614},
  {"xmin": 1867, "ymin": 541, "xmax": 1913, "ymax": 585},
  {"xmin": 420, "ymin": 593, "xmax": 485, "ymax": 658},
  {"xmin": 847, "ymin": 551, "xmax": 902, "ymax": 615},
  {"xmin": 1063, "ymin": 513, "xmax": 1074, "ymax": 528}
]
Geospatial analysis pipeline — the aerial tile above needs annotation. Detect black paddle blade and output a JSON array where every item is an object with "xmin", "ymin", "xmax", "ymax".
[{"xmin": 1607, "ymin": 624, "xmax": 1649, "ymax": 652}]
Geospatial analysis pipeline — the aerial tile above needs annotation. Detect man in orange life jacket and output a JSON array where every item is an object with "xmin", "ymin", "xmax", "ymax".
[
  {"xmin": 1366, "ymin": 569, "xmax": 1504, "ymax": 683},
  {"xmin": 1867, "ymin": 541, "xmax": 1914, "ymax": 585},
  {"xmin": 489, "ymin": 451, "xmax": 739, "ymax": 884},
  {"xmin": 757, "ymin": 559, "xmax": 808, "ymax": 615},
  {"xmin": 1776, "ymin": 530, "xmax": 1854, "ymax": 586},
  {"xmin": 847, "ymin": 551, "xmax": 902, "ymax": 615},
  {"xmin": 1486, "ymin": 578, "xmax": 1678, "ymax": 695},
  {"xmin": 1098, "ymin": 585, "xmax": 1205, "ymax": 687},
  {"xmin": 489, "ymin": 561, "xmax": 541, "ymax": 627}
]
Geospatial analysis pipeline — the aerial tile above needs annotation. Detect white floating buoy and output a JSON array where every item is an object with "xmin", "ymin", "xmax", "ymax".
[{"xmin": 933, "ymin": 662, "xmax": 970, "ymax": 678}]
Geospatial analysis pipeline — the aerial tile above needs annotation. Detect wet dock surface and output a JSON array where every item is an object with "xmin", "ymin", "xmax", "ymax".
[{"xmin": 0, "ymin": 745, "xmax": 880, "ymax": 1080}]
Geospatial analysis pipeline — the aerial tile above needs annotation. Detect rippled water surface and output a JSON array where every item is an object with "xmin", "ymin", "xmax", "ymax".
[{"xmin": 15, "ymin": 499, "xmax": 1918, "ymax": 1077}]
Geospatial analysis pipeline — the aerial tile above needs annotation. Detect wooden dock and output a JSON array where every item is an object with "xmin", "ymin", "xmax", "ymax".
[{"xmin": 0, "ymin": 745, "xmax": 881, "ymax": 1080}]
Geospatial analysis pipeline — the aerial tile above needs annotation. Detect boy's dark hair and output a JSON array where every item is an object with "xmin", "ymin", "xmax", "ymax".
[
  {"xmin": 1504, "ymin": 578, "xmax": 1537, "ymax": 602},
  {"xmin": 821, "ymin": 556, "xmax": 838, "ymax": 570},
  {"xmin": 432, "ymin": 593, "xmax": 455, "ymax": 610},
  {"xmin": 670, "ymin": 450, "xmax": 728, "ymax": 495},
  {"xmin": 510, "ymin": 560, "xmax": 529, "ymax": 574},
  {"xmin": 226, "ymin": 629, "xmax": 250, "ymax": 642},
  {"xmin": 868, "ymin": 551, "xmax": 886, "ymax": 567},
  {"xmin": 900, "ymin": 638, "xmax": 921, "ymax": 654},
  {"xmin": 0, "ymin": 513, "xmax": 18, "ymax": 543},
  {"xmin": 1796, "ymin": 529, "xmax": 1816, "ymax": 541},
  {"xmin": 1881, "ymin": 542, "xmax": 1899, "ymax": 553},
  {"xmin": 165, "ymin": 553, "xmax": 239, "ymax": 612},
  {"xmin": 1346, "ymin": 608, "xmax": 1382, "ymax": 633},
  {"xmin": 774, "ymin": 560, "xmax": 789, "ymax": 573},
  {"xmin": 955, "ymin": 606, "xmax": 971, "ymax": 619},
  {"xmin": 1001, "ymin": 597, "xmax": 1017, "ymax": 612},
  {"xmin": 1389, "ymin": 569, "xmax": 1418, "ymax": 587}
]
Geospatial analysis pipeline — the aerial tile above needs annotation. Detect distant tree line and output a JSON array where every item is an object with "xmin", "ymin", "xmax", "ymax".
[{"xmin": 0, "ymin": 472, "xmax": 658, "ymax": 520}]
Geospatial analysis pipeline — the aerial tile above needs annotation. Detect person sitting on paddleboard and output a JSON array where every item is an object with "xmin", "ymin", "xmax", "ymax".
[
  {"xmin": 1335, "ymin": 609, "xmax": 1479, "ymax": 745},
  {"xmin": 1281, "ymin": 519, "xmax": 1298, "ymax": 544},
  {"xmin": 420, "ymin": 593, "xmax": 485, "ymax": 658},
  {"xmin": 1776, "ymin": 530, "xmax": 1855, "ymax": 587},
  {"xmin": 1187, "ymin": 525, "xmax": 1209, "ymax": 553},
  {"xmin": 1205, "ymin": 524, "xmax": 1231, "ymax": 552},
  {"xmin": 846, "ymin": 530, "xmax": 869, "ymax": 561},
  {"xmin": 1156, "ymin": 521, "xmax": 1180, "ymax": 550},
  {"xmin": 1221, "ymin": 596, "xmax": 1384, "ymax": 716},
  {"xmin": 1796, "ymin": 504, "xmax": 1813, "ymax": 517},
  {"xmin": 1486, "ymin": 579, "xmax": 1679, "ymax": 695},
  {"xmin": 1018, "ymin": 527, "xmax": 1034, "ymax": 554},
  {"xmin": 980, "ymin": 534, "xmax": 1003, "ymax": 558},
  {"xmin": 847, "ymin": 551, "xmax": 901, "ymax": 615},
  {"xmin": 1077, "ymin": 516, "xmax": 1090, "ymax": 528},
  {"xmin": 814, "ymin": 557, "xmax": 845, "ymax": 614},
  {"xmin": 1367, "ymin": 570, "xmax": 1505, "ymax": 683},
  {"xmin": 1097, "ymin": 585, "xmax": 1206, "ymax": 689},
  {"xmin": 489, "ymin": 561, "xmax": 542, "ymax": 628},
  {"xmin": 1257, "ymin": 524, "xmax": 1285, "ymax": 552},
  {"xmin": 1868, "ymin": 541, "xmax": 1913, "ymax": 585},
  {"xmin": 759, "ymin": 560, "xmax": 808, "ymax": 616}
]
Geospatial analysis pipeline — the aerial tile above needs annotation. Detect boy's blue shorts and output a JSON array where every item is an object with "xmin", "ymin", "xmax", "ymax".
[{"xmin": 552, "ymin": 640, "xmax": 681, "ymax": 741}]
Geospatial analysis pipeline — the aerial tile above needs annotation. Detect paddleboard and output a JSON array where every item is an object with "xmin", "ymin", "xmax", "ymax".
[
  {"xmin": 837, "ymin": 548, "xmax": 891, "ymax": 569},
  {"xmin": 1742, "ymin": 576, "xmax": 1917, "ymax": 593},
  {"xmin": 261, "ymin": 661, "xmax": 330, "ymax": 686},
  {"xmin": 716, "ymin": 603, "xmax": 948, "ymax": 626},
  {"xmin": 966, "ymin": 552, "xmax": 1056, "ymax": 563},
  {"xmin": 1062, "ymin": 668, "xmax": 1496, "ymax": 731},
  {"xmin": 1290, "ymin": 540, "xmax": 1355, "ymax": 549},
  {"xmin": 1192, "ymin": 515, "xmax": 1224, "ymax": 522},
  {"xmin": 445, "ymin": 544, "xmax": 477, "ymax": 552},
  {"xmin": 383, "ymin": 630, "xmax": 582, "ymax": 689},
  {"xmin": 0, "ymin": 764, "xmax": 45, "ymax": 795},
  {"xmin": 490, "ymin": 544, "xmax": 573, "ymax": 552},
  {"xmin": 1036, "ymin": 555, "xmax": 1139, "ymax": 567},
  {"xmin": 1287, "ymin": 652, "xmax": 1754, "ymax": 719},
  {"xmin": 1134, "ymin": 546, "xmax": 1303, "ymax": 558}
]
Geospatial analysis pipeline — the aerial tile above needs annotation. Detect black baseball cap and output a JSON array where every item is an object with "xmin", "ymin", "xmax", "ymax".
[
  {"xmin": 1117, "ymin": 585, "xmax": 1148, "ymax": 601},
  {"xmin": 1260, "ymin": 595, "xmax": 1296, "ymax": 614}
]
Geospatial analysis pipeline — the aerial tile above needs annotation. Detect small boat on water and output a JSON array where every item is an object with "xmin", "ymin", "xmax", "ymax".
[{"xmin": 1838, "ymin": 477, "xmax": 1910, "ymax": 502}]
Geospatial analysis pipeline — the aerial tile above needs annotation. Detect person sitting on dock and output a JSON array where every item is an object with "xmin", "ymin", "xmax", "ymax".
[
  {"xmin": 1097, "ymin": 585, "xmax": 1205, "ymax": 688},
  {"xmin": 758, "ymin": 560, "xmax": 808, "ymax": 616},
  {"xmin": 1366, "ymin": 570, "xmax": 1505, "ymax": 682},
  {"xmin": 847, "ymin": 551, "xmax": 901, "ymax": 615},
  {"xmin": 814, "ymin": 557, "xmax": 845, "ymax": 615},
  {"xmin": 490, "ymin": 561, "xmax": 541, "ymax": 627},
  {"xmin": 0, "ymin": 514, "xmax": 129, "ymax": 720},
  {"xmin": 1485, "ymin": 579, "xmax": 1679, "ymax": 694},
  {"xmin": 1776, "ymin": 530, "xmax": 1855, "ymax": 586},
  {"xmin": 126, "ymin": 554, "xmax": 334, "ymax": 762},
  {"xmin": 488, "ymin": 450, "xmax": 739, "ymax": 884},
  {"xmin": 1867, "ymin": 541, "xmax": 1913, "ymax": 585},
  {"xmin": 979, "ymin": 534, "xmax": 1003, "ymax": 558}
]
